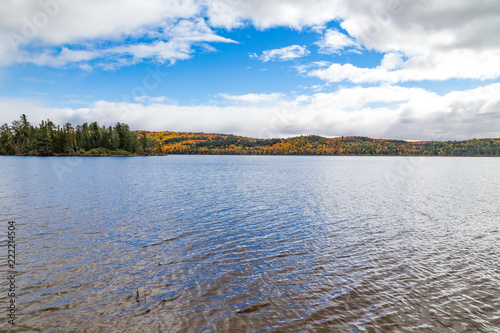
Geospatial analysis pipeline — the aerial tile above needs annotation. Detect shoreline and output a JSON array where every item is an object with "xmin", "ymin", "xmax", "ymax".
[{"xmin": 1, "ymin": 153, "xmax": 498, "ymax": 158}]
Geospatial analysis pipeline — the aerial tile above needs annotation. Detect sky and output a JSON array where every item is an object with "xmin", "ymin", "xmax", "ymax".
[{"xmin": 1, "ymin": 0, "xmax": 499, "ymax": 140}]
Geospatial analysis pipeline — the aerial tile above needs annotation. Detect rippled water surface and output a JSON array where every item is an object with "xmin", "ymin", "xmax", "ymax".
[{"xmin": 0, "ymin": 156, "xmax": 499, "ymax": 332}]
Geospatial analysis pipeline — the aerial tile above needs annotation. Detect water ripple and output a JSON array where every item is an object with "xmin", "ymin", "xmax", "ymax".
[{"xmin": 0, "ymin": 156, "xmax": 498, "ymax": 332}]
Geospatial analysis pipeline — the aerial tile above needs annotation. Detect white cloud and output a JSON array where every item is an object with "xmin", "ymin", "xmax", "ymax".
[
  {"xmin": 2, "ymin": 84, "xmax": 499, "ymax": 140},
  {"xmin": 255, "ymin": 45, "xmax": 309, "ymax": 62},
  {"xmin": 320, "ymin": 0, "xmax": 500, "ymax": 82},
  {"xmin": 308, "ymin": 85, "xmax": 432, "ymax": 110},
  {"xmin": 10, "ymin": 19, "xmax": 237, "ymax": 69},
  {"xmin": 205, "ymin": 0, "xmax": 344, "ymax": 30},
  {"xmin": 339, "ymin": 0, "xmax": 500, "ymax": 55},
  {"xmin": 0, "ymin": 2, "xmax": 232, "ymax": 68},
  {"xmin": 315, "ymin": 28, "xmax": 359, "ymax": 54},
  {"xmin": 23, "ymin": 47, "xmax": 100, "ymax": 67},
  {"xmin": 0, "ymin": 0, "xmax": 200, "ymax": 45},
  {"xmin": 308, "ymin": 49, "xmax": 500, "ymax": 83},
  {"xmin": 134, "ymin": 96, "xmax": 166, "ymax": 103},
  {"xmin": 220, "ymin": 92, "xmax": 284, "ymax": 103},
  {"xmin": 106, "ymin": 19, "xmax": 236, "ymax": 66},
  {"xmin": 379, "ymin": 52, "xmax": 404, "ymax": 71}
]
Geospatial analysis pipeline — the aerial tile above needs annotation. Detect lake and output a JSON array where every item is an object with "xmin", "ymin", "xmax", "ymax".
[{"xmin": 0, "ymin": 156, "xmax": 499, "ymax": 332}]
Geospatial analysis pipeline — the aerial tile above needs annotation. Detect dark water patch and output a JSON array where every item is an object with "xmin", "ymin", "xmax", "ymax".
[
  {"xmin": 141, "ymin": 237, "xmax": 180, "ymax": 248},
  {"xmin": 236, "ymin": 303, "xmax": 271, "ymax": 314}
]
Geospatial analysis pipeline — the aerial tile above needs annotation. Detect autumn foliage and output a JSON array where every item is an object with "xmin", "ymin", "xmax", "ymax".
[{"xmin": 150, "ymin": 132, "xmax": 500, "ymax": 156}]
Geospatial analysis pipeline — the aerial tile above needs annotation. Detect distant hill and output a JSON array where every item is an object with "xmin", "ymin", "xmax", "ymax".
[
  {"xmin": 1, "ymin": 115, "xmax": 499, "ymax": 156},
  {"xmin": 149, "ymin": 131, "xmax": 500, "ymax": 156}
]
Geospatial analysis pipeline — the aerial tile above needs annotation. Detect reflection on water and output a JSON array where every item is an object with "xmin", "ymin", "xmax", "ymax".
[{"xmin": 0, "ymin": 156, "xmax": 499, "ymax": 332}]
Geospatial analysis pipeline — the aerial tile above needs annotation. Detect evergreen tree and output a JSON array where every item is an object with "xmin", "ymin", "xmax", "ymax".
[
  {"xmin": 0, "ymin": 123, "xmax": 13, "ymax": 155},
  {"xmin": 12, "ymin": 114, "xmax": 34, "ymax": 155}
]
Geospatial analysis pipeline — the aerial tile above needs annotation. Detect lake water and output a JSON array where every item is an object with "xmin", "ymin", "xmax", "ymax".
[{"xmin": 0, "ymin": 156, "xmax": 499, "ymax": 332}]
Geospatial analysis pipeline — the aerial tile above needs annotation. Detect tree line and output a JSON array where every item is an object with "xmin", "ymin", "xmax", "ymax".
[
  {"xmin": 0, "ymin": 115, "xmax": 498, "ymax": 156},
  {"xmin": 0, "ymin": 115, "xmax": 159, "ymax": 156}
]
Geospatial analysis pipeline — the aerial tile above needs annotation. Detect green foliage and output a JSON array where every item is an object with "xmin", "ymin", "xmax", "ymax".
[
  {"xmin": 0, "ymin": 123, "xmax": 14, "ymax": 155},
  {"xmin": 0, "ymin": 115, "xmax": 146, "ymax": 156}
]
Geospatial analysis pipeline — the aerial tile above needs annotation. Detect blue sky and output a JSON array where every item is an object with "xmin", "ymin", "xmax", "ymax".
[{"xmin": 0, "ymin": 0, "xmax": 499, "ymax": 140}]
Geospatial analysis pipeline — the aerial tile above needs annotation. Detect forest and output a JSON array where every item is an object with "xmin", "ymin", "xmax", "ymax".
[
  {"xmin": 0, "ymin": 114, "xmax": 158, "ymax": 156},
  {"xmin": 1, "ymin": 115, "xmax": 499, "ymax": 156}
]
